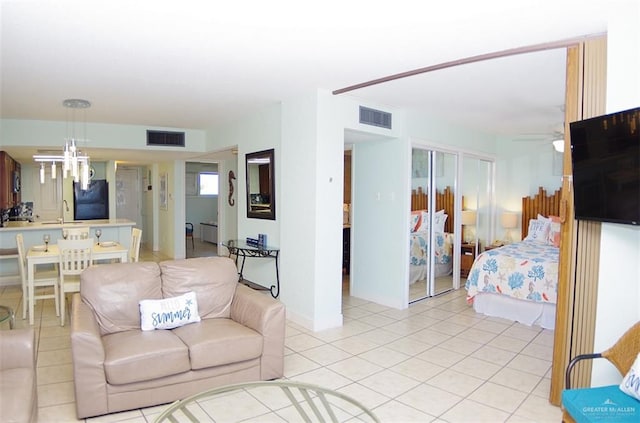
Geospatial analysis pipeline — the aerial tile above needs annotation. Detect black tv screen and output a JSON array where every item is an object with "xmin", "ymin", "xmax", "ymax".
[
  {"xmin": 570, "ymin": 107, "xmax": 639, "ymax": 226},
  {"xmin": 73, "ymin": 179, "xmax": 109, "ymax": 220}
]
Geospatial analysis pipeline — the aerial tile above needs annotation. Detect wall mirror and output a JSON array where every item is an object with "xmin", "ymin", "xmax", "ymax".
[{"xmin": 246, "ymin": 148, "xmax": 275, "ymax": 220}]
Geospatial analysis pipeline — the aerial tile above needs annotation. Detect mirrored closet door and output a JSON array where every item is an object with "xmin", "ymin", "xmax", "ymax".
[
  {"xmin": 410, "ymin": 148, "xmax": 458, "ymax": 302},
  {"xmin": 461, "ymin": 156, "xmax": 494, "ymax": 274}
]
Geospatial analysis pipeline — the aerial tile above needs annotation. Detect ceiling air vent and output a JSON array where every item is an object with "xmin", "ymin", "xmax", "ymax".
[
  {"xmin": 147, "ymin": 130, "xmax": 185, "ymax": 147},
  {"xmin": 359, "ymin": 106, "xmax": 392, "ymax": 129}
]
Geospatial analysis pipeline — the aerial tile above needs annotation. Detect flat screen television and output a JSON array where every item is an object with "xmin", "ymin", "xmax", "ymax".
[
  {"xmin": 73, "ymin": 179, "xmax": 109, "ymax": 220},
  {"xmin": 570, "ymin": 106, "xmax": 639, "ymax": 226}
]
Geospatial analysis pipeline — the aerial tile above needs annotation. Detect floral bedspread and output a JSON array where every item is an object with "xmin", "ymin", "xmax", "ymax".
[
  {"xmin": 465, "ymin": 240, "xmax": 559, "ymax": 305},
  {"xmin": 410, "ymin": 231, "xmax": 452, "ymax": 266}
]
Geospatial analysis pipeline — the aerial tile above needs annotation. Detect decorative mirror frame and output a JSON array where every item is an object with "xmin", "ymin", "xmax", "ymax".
[{"xmin": 246, "ymin": 148, "xmax": 275, "ymax": 220}]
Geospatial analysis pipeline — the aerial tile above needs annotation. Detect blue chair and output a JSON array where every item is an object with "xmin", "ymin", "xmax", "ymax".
[
  {"xmin": 185, "ymin": 223, "xmax": 194, "ymax": 249},
  {"xmin": 562, "ymin": 321, "xmax": 640, "ymax": 422}
]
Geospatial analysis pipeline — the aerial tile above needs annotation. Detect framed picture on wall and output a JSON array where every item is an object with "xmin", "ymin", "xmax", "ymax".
[{"xmin": 159, "ymin": 173, "xmax": 168, "ymax": 210}]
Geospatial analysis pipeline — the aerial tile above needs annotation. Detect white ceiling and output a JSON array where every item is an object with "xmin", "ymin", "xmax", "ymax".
[{"xmin": 0, "ymin": 0, "xmax": 619, "ymax": 163}]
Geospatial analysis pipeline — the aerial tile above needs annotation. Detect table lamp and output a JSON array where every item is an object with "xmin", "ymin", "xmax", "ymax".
[
  {"xmin": 461, "ymin": 210, "xmax": 477, "ymax": 243},
  {"xmin": 501, "ymin": 212, "xmax": 518, "ymax": 243}
]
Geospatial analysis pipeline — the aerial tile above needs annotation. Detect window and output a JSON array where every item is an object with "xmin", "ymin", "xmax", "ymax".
[{"xmin": 199, "ymin": 172, "xmax": 219, "ymax": 196}]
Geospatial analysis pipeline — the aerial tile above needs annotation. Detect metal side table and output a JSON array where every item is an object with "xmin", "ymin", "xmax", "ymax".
[
  {"xmin": 0, "ymin": 305, "xmax": 15, "ymax": 329},
  {"xmin": 224, "ymin": 240, "xmax": 280, "ymax": 298}
]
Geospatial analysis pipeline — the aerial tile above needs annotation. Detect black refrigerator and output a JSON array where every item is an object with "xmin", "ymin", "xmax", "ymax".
[{"xmin": 74, "ymin": 179, "xmax": 109, "ymax": 220}]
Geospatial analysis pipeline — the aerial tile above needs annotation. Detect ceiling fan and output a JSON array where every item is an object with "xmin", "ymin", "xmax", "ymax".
[{"xmin": 511, "ymin": 129, "xmax": 565, "ymax": 152}]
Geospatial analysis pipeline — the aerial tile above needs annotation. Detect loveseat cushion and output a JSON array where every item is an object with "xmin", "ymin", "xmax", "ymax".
[
  {"xmin": 172, "ymin": 318, "xmax": 263, "ymax": 370},
  {"xmin": 81, "ymin": 262, "xmax": 162, "ymax": 335},
  {"xmin": 102, "ymin": 329, "xmax": 190, "ymax": 385},
  {"xmin": 159, "ymin": 257, "xmax": 238, "ymax": 319}
]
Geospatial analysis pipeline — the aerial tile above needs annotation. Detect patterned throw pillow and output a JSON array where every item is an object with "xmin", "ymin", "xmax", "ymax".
[
  {"xmin": 620, "ymin": 352, "xmax": 640, "ymax": 401},
  {"xmin": 139, "ymin": 291, "xmax": 201, "ymax": 331},
  {"xmin": 525, "ymin": 219, "xmax": 550, "ymax": 243}
]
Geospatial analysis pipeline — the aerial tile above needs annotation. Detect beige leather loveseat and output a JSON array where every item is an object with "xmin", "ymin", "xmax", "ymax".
[
  {"xmin": 70, "ymin": 257, "xmax": 285, "ymax": 419},
  {"xmin": 0, "ymin": 328, "xmax": 37, "ymax": 423}
]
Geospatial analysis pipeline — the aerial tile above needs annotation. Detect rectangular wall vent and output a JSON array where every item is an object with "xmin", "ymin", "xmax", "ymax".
[
  {"xmin": 147, "ymin": 130, "xmax": 185, "ymax": 147},
  {"xmin": 359, "ymin": 106, "xmax": 392, "ymax": 129}
]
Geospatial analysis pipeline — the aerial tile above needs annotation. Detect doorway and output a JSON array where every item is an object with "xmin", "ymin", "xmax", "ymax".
[{"xmin": 115, "ymin": 167, "xmax": 142, "ymax": 231}]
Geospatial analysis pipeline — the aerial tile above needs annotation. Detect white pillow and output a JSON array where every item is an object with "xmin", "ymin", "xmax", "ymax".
[
  {"xmin": 525, "ymin": 219, "xmax": 550, "ymax": 243},
  {"xmin": 433, "ymin": 212, "xmax": 448, "ymax": 233},
  {"xmin": 139, "ymin": 291, "xmax": 201, "ymax": 331},
  {"xmin": 620, "ymin": 352, "xmax": 640, "ymax": 401},
  {"xmin": 537, "ymin": 214, "xmax": 550, "ymax": 222}
]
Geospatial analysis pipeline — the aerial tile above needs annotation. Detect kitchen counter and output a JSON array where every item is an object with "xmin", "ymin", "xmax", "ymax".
[
  {"xmin": 0, "ymin": 219, "xmax": 136, "ymax": 285},
  {"xmin": 1, "ymin": 219, "xmax": 135, "ymax": 231}
]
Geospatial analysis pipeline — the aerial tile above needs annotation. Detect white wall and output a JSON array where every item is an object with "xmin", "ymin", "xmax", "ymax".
[
  {"xmin": 351, "ymin": 138, "xmax": 409, "ymax": 309},
  {"xmin": 209, "ymin": 103, "xmax": 281, "ymax": 299},
  {"xmin": 1, "ymin": 120, "xmax": 206, "ymax": 153},
  {"xmin": 591, "ymin": 3, "xmax": 640, "ymax": 387}
]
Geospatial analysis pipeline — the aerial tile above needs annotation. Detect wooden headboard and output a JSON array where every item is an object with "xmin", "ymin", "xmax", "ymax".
[
  {"xmin": 411, "ymin": 185, "xmax": 457, "ymax": 233},
  {"xmin": 521, "ymin": 186, "xmax": 562, "ymax": 238}
]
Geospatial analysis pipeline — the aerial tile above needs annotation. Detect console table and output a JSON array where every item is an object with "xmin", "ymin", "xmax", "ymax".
[{"xmin": 224, "ymin": 240, "xmax": 280, "ymax": 298}]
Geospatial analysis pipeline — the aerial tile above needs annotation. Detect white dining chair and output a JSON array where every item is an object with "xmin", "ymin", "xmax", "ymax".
[
  {"xmin": 57, "ymin": 237, "xmax": 93, "ymax": 326},
  {"xmin": 16, "ymin": 233, "xmax": 60, "ymax": 321},
  {"xmin": 129, "ymin": 228, "xmax": 142, "ymax": 263},
  {"xmin": 62, "ymin": 226, "xmax": 90, "ymax": 240}
]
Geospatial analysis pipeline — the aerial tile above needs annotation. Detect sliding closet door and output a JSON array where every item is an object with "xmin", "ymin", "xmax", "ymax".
[
  {"xmin": 410, "ymin": 148, "xmax": 458, "ymax": 302},
  {"xmin": 410, "ymin": 148, "xmax": 432, "ymax": 302},
  {"xmin": 461, "ymin": 156, "xmax": 494, "ymax": 256},
  {"xmin": 432, "ymin": 151, "xmax": 457, "ymax": 295}
]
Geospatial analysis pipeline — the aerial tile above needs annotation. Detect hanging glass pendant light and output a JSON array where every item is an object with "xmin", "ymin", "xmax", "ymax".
[{"xmin": 33, "ymin": 99, "xmax": 91, "ymax": 189}]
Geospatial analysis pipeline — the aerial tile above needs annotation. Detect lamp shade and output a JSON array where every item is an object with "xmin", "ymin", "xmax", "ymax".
[
  {"xmin": 461, "ymin": 210, "xmax": 476, "ymax": 226},
  {"xmin": 552, "ymin": 139, "xmax": 564, "ymax": 153},
  {"xmin": 501, "ymin": 212, "xmax": 518, "ymax": 229}
]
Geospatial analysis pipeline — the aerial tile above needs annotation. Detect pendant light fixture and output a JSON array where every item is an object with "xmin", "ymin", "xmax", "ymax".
[{"xmin": 33, "ymin": 99, "xmax": 91, "ymax": 189}]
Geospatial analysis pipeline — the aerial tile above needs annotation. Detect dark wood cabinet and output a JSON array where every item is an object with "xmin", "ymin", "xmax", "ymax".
[
  {"xmin": 0, "ymin": 151, "xmax": 21, "ymax": 209},
  {"xmin": 343, "ymin": 226, "xmax": 350, "ymax": 275},
  {"xmin": 460, "ymin": 242, "xmax": 479, "ymax": 278}
]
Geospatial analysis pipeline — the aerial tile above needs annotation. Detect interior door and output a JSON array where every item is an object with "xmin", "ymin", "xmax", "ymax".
[
  {"xmin": 31, "ymin": 166, "xmax": 62, "ymax": 221},
  {"xmin": 115, "ymin": 167, "xmax": 141, "ymax": 227}
]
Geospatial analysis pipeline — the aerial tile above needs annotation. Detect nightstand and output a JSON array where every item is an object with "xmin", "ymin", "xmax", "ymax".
[{"xmin": 460, "ymin": 242, "xmax": 479, "ymax": 278}]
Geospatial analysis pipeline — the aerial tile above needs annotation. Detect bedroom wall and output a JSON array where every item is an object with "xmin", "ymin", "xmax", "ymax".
[
  {"xmin": 494, "ymin": 138, "xmax": 563, "ymax": 241},
  {"xmin": 591, "ymin": 4, "xmax": 640, "ymax": 387},
  {"xmin": 351, "ymin": 137, "xmax": 409, "ymax": 309}
]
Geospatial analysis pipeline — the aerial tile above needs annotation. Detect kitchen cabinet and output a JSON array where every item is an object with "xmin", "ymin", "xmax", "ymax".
[
  {"xmin": 0, "ymin": 151, "xmax": 21, "ymax": 209},
  {"xmin": 200, "ymin": 222, "xmax": 218, "ymax": 244}
]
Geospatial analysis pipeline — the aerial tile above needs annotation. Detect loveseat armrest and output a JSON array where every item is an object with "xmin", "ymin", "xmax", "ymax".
[
  {"xmin": 70, "ymin": 293, "xmax": 109, "ymax": 419},
  {"xmin": 0, "ymin": 328, "xmax": 35, "ymax": 370},
  {"xmin": 230, "ymin": 284, "xmax": 285, "ymax": 380}
]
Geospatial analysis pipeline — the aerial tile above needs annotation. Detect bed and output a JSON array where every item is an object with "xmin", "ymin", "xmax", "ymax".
[
  {"xmin": 409, "ymin": 186, "xmax": 456, "ymax": 285},
  {"xmin": 465, "ymin": 187, "xmax": 562, "ymax": 330}
]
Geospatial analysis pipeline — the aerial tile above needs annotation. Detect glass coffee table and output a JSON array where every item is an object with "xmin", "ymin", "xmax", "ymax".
[
  {"xmin": 0, "ymin": 305, "xmax": 15, "ymax": 329},
  {"xmin": 154, "ymin": 380, "xmax": 379, "ymax": 422}
]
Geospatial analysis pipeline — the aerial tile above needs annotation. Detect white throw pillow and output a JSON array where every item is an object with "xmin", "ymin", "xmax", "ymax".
[
  {"xmin": 525, "ymin": 219, "xmax": 550, "ymax": 243},
  {"xmin": 433, "ymin": 211, "xmax": 448, "ymax": 233},
  {"xmin": 139, "ymin": 291, "xmax": 201, "ymax": 331},
  {"xmin": 620, "ymin": 352, "xmax": 640, "ymax": 401}
]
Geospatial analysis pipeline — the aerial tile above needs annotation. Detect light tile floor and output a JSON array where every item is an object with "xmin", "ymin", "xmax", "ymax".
[{"xmin": 0, "ymin": 240, "xmax": 562, "ymax": 422}]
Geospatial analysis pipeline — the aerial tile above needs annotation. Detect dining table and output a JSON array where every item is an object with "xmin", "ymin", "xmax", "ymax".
[{"xmin": 26, "ymin": 241, "xmax": 128, "ymax": 325}]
